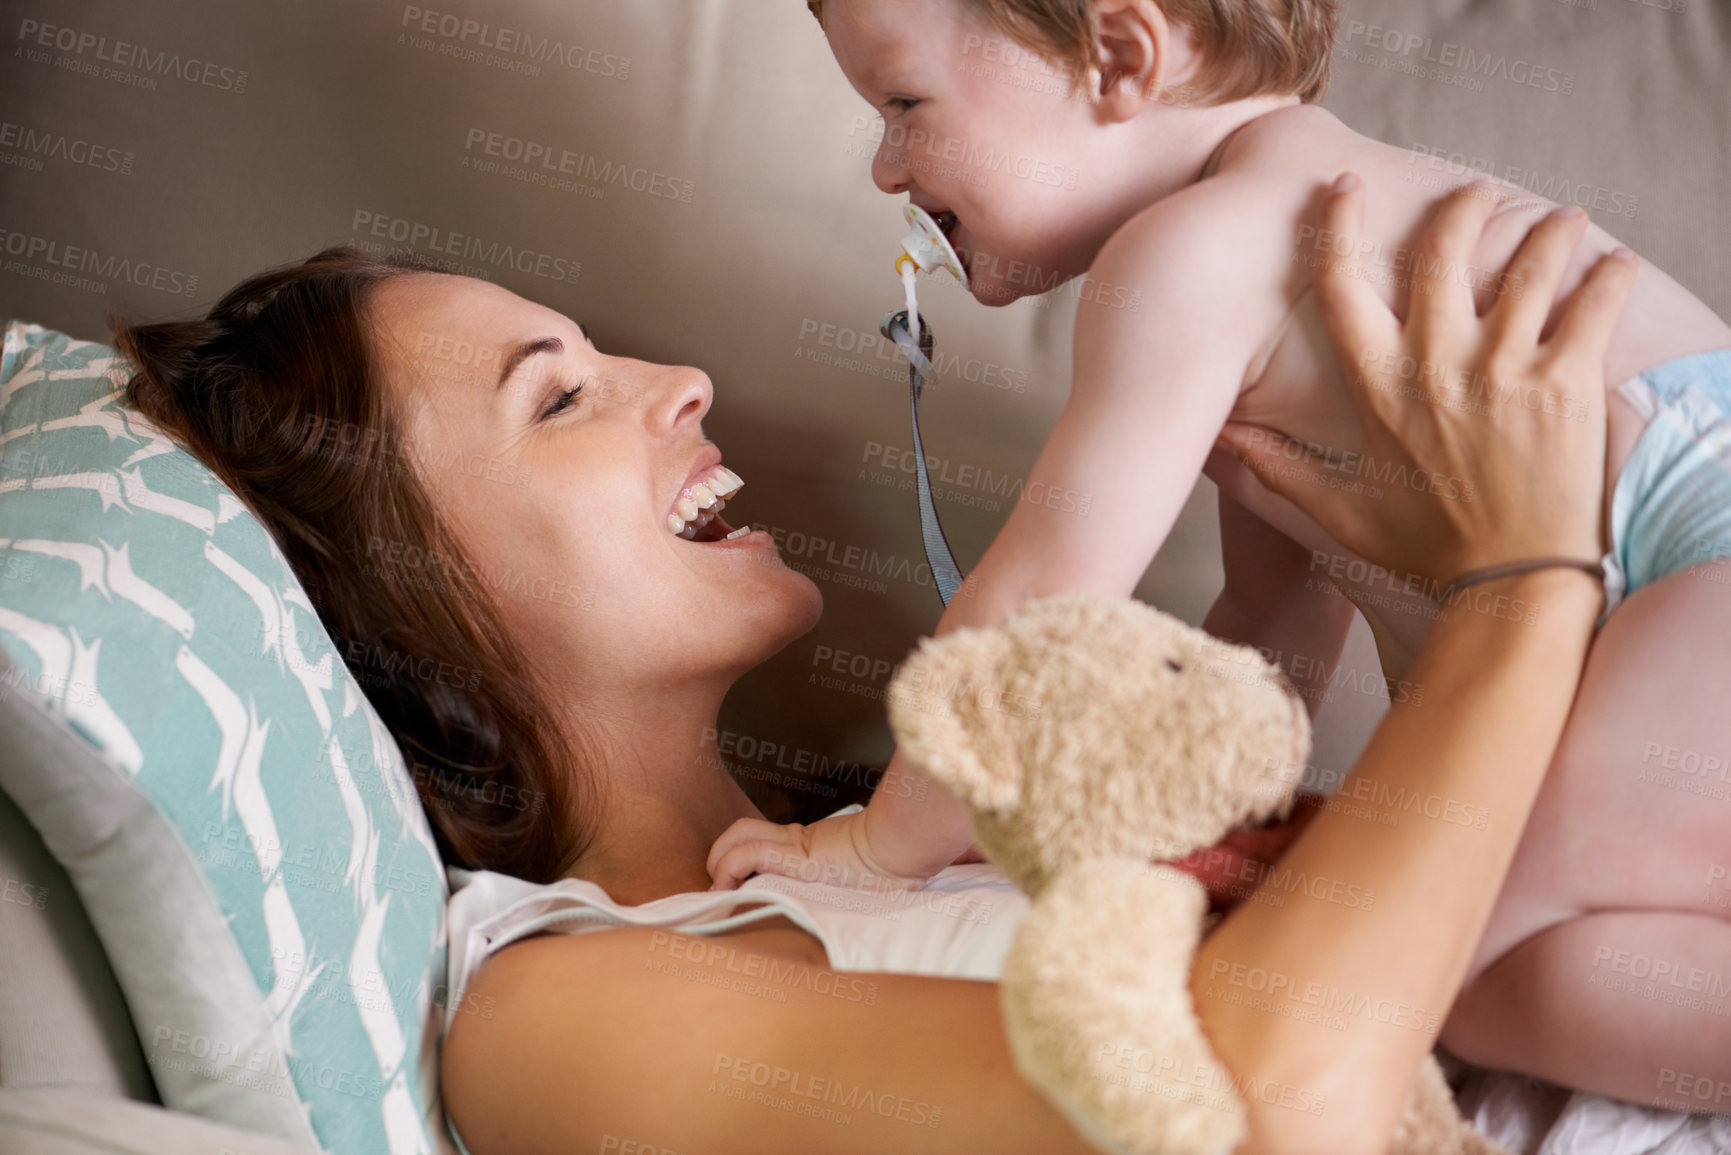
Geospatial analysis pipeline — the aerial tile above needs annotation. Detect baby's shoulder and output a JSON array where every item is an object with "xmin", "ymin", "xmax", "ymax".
[{"xmin": 1096, "ymin": 108, "xmax": 1385, "ymax": 305}]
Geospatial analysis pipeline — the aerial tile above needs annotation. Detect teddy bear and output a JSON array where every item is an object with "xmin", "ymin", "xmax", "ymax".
[{"xmin": 885, "ymin": 593, "xmax": 1503, "ymax": 1155}]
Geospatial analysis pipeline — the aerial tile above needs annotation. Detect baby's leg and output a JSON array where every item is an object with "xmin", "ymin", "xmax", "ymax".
[
  {"xmin": 1437, "ymin": 560, "xmax": 1731, "ymax": 1107},
  {"xmin": 1444, "ymin": 912, "xmax": 1731, "ymax": 1111}
]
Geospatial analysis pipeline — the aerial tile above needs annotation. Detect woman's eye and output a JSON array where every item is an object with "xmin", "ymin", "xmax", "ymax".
[
  {"xmin": 540, "ymin": 385, "xmax": 583, "ymax": 421},
  {"xmin": 886, "ymin": 96, "xmax": 920, "ymax": 114}
]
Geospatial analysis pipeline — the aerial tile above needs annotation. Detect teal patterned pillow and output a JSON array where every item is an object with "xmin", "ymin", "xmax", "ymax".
[{"xmin": 0, "ymin": 320, "xmax": 454, "ymax": 1154}]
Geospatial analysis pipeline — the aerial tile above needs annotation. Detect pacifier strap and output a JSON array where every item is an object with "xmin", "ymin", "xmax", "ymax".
[{"xmin": 882, "ymin": 309, "xmax": 966, "ymax": 606}]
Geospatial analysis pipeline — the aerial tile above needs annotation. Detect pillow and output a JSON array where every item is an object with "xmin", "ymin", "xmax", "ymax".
[{"xmin": 0, "ymin": 320, "xmax": 455, "ymax": 1154}]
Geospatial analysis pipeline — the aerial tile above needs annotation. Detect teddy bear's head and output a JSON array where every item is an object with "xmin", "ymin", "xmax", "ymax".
[{"xmin": 887, "ymin": 595, "xmax": 1311, "ymax": 895}]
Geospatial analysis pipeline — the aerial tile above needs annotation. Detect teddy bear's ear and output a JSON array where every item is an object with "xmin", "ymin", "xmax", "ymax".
[{"xmin": 887, "ymin": 628, "xmax": 1025, "ymax": 815}]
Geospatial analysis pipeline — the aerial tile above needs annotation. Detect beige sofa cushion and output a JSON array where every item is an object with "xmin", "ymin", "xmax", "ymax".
[
  {"xmin": 0, "ymin": 694, "xmax": 151, "ymax": 1100},
  {"xmin": 0, "ymin": 1090, "xmax": 317, "ymax": 1155}
]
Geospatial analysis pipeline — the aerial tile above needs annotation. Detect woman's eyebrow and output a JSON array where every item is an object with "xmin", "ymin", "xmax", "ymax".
[{"xmin": 496, "ymin": 336, "xmax": 564, "ymax": 392}]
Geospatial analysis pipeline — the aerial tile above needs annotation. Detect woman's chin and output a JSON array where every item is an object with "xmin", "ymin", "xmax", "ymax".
[{"xmin": 739, "ymin": 564, "xmax": 824, "ymax": 656}]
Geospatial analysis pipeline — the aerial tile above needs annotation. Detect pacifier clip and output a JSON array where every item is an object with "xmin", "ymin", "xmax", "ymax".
[{"xmin": 882, "ymin": 205, "xmax": 971, "ymax": 606}]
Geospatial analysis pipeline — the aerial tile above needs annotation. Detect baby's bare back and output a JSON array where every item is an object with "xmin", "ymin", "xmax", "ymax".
[{"xmin": 1194, "ymin": 106, "xmax": 1731, "ymax": 662}]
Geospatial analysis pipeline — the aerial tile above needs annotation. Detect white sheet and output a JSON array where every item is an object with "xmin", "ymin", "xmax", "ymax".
[{"xmin": 1458, "ymin": 1067, "xmax": 1731, "ymax": 1155}]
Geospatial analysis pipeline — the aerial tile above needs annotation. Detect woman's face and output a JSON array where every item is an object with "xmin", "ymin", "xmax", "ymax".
[{"xmin": 368, "ymin": 273, "xmax": 824, "ymax": 700}]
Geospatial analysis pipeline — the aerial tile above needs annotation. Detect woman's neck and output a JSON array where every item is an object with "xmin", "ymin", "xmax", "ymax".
[{"xmin": 558, "ymin": 685, "xmax": 763, "ymax": 905}]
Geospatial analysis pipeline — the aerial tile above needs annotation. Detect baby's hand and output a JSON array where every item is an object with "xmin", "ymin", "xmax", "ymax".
[{"xmin": 707, "ymin": 809, "xmax": 944, "ymax": 892}]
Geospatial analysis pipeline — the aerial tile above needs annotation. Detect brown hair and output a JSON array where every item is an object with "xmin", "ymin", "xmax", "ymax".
[
  {"xmin": 115, "ymin": 247, "xmax": 591, "ymax": 883},
  {"xmin": 808, "ymin": 0, "xmax": 1337, "ymax": 104}
]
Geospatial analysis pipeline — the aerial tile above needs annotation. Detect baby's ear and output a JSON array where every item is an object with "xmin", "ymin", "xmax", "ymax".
[{"xmin": 887, "ymin": 628, "xmax": 1025, "ymax": 815}]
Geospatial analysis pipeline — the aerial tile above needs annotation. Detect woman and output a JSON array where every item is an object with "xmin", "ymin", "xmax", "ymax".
[{"xmin": 115, "ymin": 181, "xmax": 1633, "ymax": 1155}]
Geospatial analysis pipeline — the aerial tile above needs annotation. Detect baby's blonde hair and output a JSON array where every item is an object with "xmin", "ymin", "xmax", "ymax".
[{"xmin": 806, "ymin": 0, "xmax": 1337, "ymax": 104}]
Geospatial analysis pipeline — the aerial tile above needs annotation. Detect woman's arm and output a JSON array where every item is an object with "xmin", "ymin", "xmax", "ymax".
[
  {"xmin": 441, "ymin": 921, "xmax": 1098, "ymax": 1155},
  {"xmin": 1191, "ymin": 568, "xmax": 1601, "ymax": 1153},
  {"xmin": 1197, "ymin": 178, "xmax": 1637, "ymax": 1154}
]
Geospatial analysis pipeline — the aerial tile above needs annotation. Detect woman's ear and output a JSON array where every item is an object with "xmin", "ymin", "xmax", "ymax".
[{"xmin": 1088, "ymin": 0, "xmax": 1177, "ymax": 121}]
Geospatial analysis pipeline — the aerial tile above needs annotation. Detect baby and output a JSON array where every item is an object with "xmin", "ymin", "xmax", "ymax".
[{"xmin": 720, "ymin": 0, "xmax": 1731, "ymax": 1107}]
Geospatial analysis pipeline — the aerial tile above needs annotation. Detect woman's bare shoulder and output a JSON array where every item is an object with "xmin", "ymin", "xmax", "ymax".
[{"xmin": 440, "ymin": 923, "xmax": 1092, "ymax": 1155}]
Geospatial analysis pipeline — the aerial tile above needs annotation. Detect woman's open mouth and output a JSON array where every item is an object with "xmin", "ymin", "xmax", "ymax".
[{"xmin": 667, "ymin": 464, "xmax": 750, "ymax": 543}]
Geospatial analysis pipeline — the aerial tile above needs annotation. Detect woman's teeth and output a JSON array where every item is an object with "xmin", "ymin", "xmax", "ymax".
[{"xmin": 668, "ymin": 465, "xmax": 745, "ymax": 539}]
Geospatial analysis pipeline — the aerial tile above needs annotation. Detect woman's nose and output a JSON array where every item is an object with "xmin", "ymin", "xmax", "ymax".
[{"xmin": 647, "ymin": 365, "xmax": 712, "ymax": 437}]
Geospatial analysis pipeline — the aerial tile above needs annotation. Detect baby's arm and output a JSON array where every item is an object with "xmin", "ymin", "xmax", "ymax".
[
  {"xmin": 1203, "ymin": 491, "xmax": 1357, "ymax": 721},
  {"xmin": 709, "ymin": 190, "xmax": 1300, "ymax": 888},
  {"xmin": 859, "ymin": 194, "xmax": 1298, "ymax": 875}
]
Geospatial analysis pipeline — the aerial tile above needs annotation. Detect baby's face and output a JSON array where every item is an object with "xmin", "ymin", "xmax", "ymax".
[{"xmin": 823, "ymin": 0, "xmax": 1117, "ymax": 305}]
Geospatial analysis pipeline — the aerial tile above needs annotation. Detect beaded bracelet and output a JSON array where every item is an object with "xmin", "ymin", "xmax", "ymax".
[{"xmin": 1438, "ymin": 557, "xmax": 1606, "ymax": 604}]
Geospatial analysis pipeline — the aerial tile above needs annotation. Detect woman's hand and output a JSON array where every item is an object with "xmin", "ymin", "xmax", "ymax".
[{"xmin": 1218, "ymin": 175, "xmax": 1638, "ymax": 588}]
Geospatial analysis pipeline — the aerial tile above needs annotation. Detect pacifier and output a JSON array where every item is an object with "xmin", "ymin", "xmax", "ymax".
[{"xmin": 895, "ymin": 204, "xmax": 970, "ymax": 290}]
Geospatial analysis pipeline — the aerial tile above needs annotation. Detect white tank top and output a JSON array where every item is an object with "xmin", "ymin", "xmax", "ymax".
[{"xmin": 442, "ymin": 811, "xmax": 1032, "ymax": 1037}]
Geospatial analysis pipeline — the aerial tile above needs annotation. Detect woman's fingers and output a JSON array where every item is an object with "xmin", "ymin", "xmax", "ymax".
[
  {"xmin": 1486, "ymin": 206, "xmax": 1591, "ymax": 350},
  {"xmin": 1216, "ymin": 423, "xmax": 1325, "ymax": 510},
  {"xmin": 1547, "ymin": 247, "xmax": 1640, "ymax": 374},
  {"xmin": 1312, "ymin": 174, "xmax": 1401, "ymax": 404},
  {"xmin": 1407, "ymin": 181, "xmax": 1503, "ymax": 348}
]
